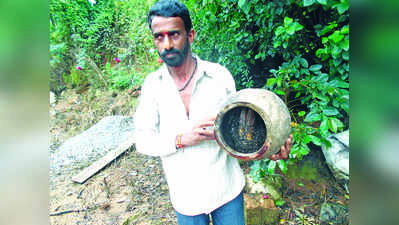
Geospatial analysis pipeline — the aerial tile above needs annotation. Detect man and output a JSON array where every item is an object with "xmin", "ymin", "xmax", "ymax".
[{"xmin": 134, "ymin": 0, "xmax": 292, "ymax": 224}]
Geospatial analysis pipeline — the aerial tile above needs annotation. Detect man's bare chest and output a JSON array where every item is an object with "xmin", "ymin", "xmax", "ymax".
[{"xmin": 179, "ymin": 81, "xmax": 195, "ymax": 117}]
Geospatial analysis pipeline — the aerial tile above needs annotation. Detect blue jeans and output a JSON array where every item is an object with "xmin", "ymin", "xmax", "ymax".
[{"xmin": 175, "ymin": 191, "xmax": 245, "ymax": 225}]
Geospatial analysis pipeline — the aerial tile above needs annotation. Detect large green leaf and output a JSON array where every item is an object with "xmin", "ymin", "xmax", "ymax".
[
  {"xmin": 299, "ymin": 57, "xmax": 309, "ymax": 68},
  {"xmin": 334, "ymin": 0, "xmax": 349, "ymax": 14},
  {"xmin": 303, "ymin": 0, "xmax": 315, "ymax": 7},
  {"xmin": 275, "ymin": 26, "xmax": 285, "ymax": 36},
  {"xmin": 278, "ymin": 160, "xmax": 288, "ymax": 174},
  {"xmin": 308, "ymin": 135, "xmax": 322, "ymax": 146},
  {"xmin": 287, "ymin": 24, "xmax": 296, "ymax": 35},
  {"xmin": 317, "ymin": 0, "xmax": 327, "ymax": 5},
  {"xmin": 284, "ymin": 17, "xmax": 293, "ymax": 25},
  {"xmin": 337, "ymin": 81, "xmax": 349, "ymax": 88},
  {"xmin": 330, "ymin": 31, "xmax": 344, "ymax": 43},
  {"xmin": 275, "ymin": 89, "xmax": 286, "ymax": 95},
  {"xmin": 305, "ymin": 112, "xmax": 321, "ymax": 122},
  {"xmin": 238, "ymin": 0, "xmax": 247, "ymax": 8},
  {"xmin": 299, "ymin": 145, "xmax": 310, "ymax": 155},
  {"xmin": 340, "ymin": 38, "xmax": 349, "ymax": 51},
  {"xmin": 328, "ymin": 117, "xmax": 344, "ymax": 133},
  {"xmin": 323, "ymin": 107, "xmax": 339, "ymax": 116},
  {"xmin": 267, "ymin": 78, "xmax": 277, "ymax": 87},
  {"xmin": 268, "ymin": 161, "xmax": 276, "ymax": 175},
  {"xmin": 341, "ymin": 101, "xmax": 349, "ymax": 113},
  {"xmin": 309, "ymin": 64, "xmax": 322, "ymax": 72},
  {"xmin": 320, "ymin": 119, "xmax": 329, "ymax": 137}
]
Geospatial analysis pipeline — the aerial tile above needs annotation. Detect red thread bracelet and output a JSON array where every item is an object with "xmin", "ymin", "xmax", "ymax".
[{"xmin": 176, "ymin": 134, "xmax": 184, "ymax": 149}]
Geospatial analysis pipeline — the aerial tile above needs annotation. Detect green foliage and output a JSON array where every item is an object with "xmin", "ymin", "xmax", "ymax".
[
  {"xmin": 275, "ymin": 199, "xmax": 285, "ymax": 207},
  {"xmin": 50, "ymin": 0, "xmax": 158, "ymax": 92},
  {"xmin": 103, "ymin": 62, "xmax": 145, "ymax": 90},
  {"xmin": 184, "ymin": 0, "xmax": 349, "ymax": 177}
]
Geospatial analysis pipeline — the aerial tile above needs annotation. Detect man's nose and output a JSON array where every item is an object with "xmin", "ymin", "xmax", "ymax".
[{"xmin": 163, "ymin": 35, "xmax": 173, "ymax": 50}]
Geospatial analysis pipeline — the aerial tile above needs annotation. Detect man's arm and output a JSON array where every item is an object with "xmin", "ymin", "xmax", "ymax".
[{"xmin": 134, "ymin": 76, "xmax": 180, "ymax": 157}]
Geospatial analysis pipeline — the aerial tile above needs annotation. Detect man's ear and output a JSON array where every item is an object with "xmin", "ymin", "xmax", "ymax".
[{"xmin": 188, "ymin": 29, "xmax": 196, "ymax": 44}]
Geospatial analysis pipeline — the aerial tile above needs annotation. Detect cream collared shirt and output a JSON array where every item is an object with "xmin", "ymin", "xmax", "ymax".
[{"xmin": 134, "ymin": 56, "xmax": 245, "ymax": 216}]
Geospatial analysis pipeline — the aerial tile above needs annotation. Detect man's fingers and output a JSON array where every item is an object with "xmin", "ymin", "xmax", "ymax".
[
  {"xmin": 280, "ymin": 145, "xmax": 288, "ymax": 159},
  {"xmin": 269, "ymin": 153, "xmax": 279, "ymax": 161},
  {"xmin": 193, "ymin": 128, "xmax": 215, "ymax": 140},
  {"xmin": 287, "ymin": 134, "xmax": 293, "ymax": 146},
  {"xmin": 194, "ymin": 116, "xmax": 216, "ymax": 128},
  {"xmin": 287, "ymin": 134, "xmax": 292, "ymax": 145},
  {"xmin": 198, "ymin": 129, "xmax": 214, "ymax": 136},
  {"xmin": 203, "ymin": 115, "xmax": 216, "ymax": 121},
  {"xmin": 198, "ymin": 123, "xmax": 215, "ymax": 129},
  {"xmin": 284, "ymin": 134, "xmax": 293, "ymax": 155}
]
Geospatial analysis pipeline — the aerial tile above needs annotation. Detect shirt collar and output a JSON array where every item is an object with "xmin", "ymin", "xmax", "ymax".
[{"xmin": 194, "ymin": 54, "xmax": 213, "ymax": 79}]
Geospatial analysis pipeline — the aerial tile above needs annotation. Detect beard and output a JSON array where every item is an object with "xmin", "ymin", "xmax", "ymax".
[{"xmin": 158, "ymin": 37, "xmax": 189, "ymax": 67}]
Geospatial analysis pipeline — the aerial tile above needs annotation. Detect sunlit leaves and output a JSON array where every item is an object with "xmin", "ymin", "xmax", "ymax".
[
  {"xmin": 305, "ymin": 112, "xmax": 321, "ymax": 122},
  {"xmin": 328, "ymin": 117, "xmax": 344, "ymax": 133},
  {"xmin": 238, "ymin": 0, "xmax": 246, "ymax": 8},
  {"xmin": 309, "ymin": 64, "xmax": 322, "ymax": 72},
  {"xmin": 303, "ymin": 0, "xmax": 315, "ymax": 7},
  {"xmin": 278, "ymin": 160, "xmax": 287, "ymax": 174},
  {"xmin": 323, "ymin": 107, "xmax": 339, "ymax": 116}
]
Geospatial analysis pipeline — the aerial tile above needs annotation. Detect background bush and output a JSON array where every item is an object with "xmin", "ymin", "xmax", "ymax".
[
  {"xmin": 49, "ymin": 0, "xmax": 158, "ymax": 94},
  {"xmin": 183, "ymin": 0, "xmax": 349, "ymax": 179}
]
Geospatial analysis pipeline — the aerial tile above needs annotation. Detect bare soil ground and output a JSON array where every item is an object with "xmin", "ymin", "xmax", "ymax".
[
  {"xmin": 50, "ymin": 88, "xmax": 177, "ymax": 224},
  {"xmin": 49, "ymin": 88, "xmax": 348, "ymax": 225}
]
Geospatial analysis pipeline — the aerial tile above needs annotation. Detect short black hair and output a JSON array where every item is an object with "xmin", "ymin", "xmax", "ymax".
[{"xmin": 148, "ymin": 0, "xmax": 192, "ymax": 34}]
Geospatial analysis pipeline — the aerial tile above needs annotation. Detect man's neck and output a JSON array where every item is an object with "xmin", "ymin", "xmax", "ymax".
[{"xmin": 167, "ymin": 54, "xmax": 195, "ymax": 81}]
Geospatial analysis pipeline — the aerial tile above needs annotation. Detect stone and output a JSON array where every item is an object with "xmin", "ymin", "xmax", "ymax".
[
  {"xmin": 245, "ymin": 174, "xmax": 283, "ymax": 201},
  {"xmin": 50, "ymin": 91, "xmax": 56, "ymax": 106},
  {"xmin": 244, "ymin": 193, "xmax": 280, "ymax": 225},
  {"xmin": 50, "ymin": 116, "xmax": 135, "ymax": 175},
  {"xmin": 321, "ymin": 130, "xmax": 349, "ymax": 183},
  {"xmin": 319, "ymin": 202, "xmax": 349, "ymax": 225}
]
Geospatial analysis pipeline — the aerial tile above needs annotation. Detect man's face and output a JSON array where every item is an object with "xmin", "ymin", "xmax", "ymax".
[{"xmin": 151, "ymin": 16, "xmax": 193, "ymax": 67}]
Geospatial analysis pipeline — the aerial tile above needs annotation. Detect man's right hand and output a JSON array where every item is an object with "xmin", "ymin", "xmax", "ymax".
[{"xmin": 180, "ymin": 116, "xmax": 216, "ymax": 147}]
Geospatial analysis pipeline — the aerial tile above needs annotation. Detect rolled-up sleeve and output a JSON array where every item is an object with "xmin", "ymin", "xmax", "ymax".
[{"xmin": 134, "ymin": 74, "xmax": 178, "ymax": 157}]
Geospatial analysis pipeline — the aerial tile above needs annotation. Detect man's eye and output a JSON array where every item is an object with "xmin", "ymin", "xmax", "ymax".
[
  {"xmin": 171, "ymin": 32, "xmax": 180, "ymax": 37},
  {"xmin": 170, "ymin": 32, "xmax": 180, "ymax": 39},
  {"xmin": 154, "ymin": 34, "xmax": 162, "ymax": 40}
]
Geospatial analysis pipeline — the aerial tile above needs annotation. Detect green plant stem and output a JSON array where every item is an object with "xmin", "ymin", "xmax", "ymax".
[{"xmin": 86, "ymin": 57, "xmax": 107, "ymax": 87}]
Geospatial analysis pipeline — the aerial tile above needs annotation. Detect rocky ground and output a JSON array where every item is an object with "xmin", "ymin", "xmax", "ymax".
[{"xmin": 49, "ymin": 88, "xmax": 348, "ymax": 225}]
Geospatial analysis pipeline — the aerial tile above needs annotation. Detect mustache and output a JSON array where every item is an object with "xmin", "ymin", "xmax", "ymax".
[{"xmin": 160, "ymin": 48, "xmax": 181, "ymax": 58}]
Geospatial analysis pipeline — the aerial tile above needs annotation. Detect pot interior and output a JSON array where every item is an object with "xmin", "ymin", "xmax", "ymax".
[{"xmin": 219, "ymin": 106, "xmax": 267, "ymax": 154}]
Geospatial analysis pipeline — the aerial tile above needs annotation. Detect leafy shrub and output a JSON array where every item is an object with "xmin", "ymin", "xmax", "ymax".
[
  {"xmin": 184, "ymin": 0, "xmax": 349, "ymax": 179},
  {"xmin": 50, "ymin": 0, "xmax": 158, "ymax": 92},
  {"xmin": 103, "ymin": 62, "xmax": 145, "ymax": 90}
]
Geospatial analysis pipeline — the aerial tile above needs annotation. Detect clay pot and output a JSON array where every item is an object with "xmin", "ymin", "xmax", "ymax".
[{"xmin": 215, "ymin": 88, "xmax": 291, "ymax": 161}]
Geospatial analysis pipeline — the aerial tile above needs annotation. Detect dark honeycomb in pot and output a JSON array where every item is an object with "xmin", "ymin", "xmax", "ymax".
[{"xmin": 220, "ymin": 106, "xmax": 267, "ymax": 153}]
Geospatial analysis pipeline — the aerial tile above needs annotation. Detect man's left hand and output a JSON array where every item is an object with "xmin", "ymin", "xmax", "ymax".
[{"xmin": 269, "ymin": 134, "xmax": 293, "ymax": 161}]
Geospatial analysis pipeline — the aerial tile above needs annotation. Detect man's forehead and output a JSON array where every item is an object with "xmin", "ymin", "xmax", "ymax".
[{"xmin": 151, "ymin": 16, "xmax": 185, "ymax": 33}]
